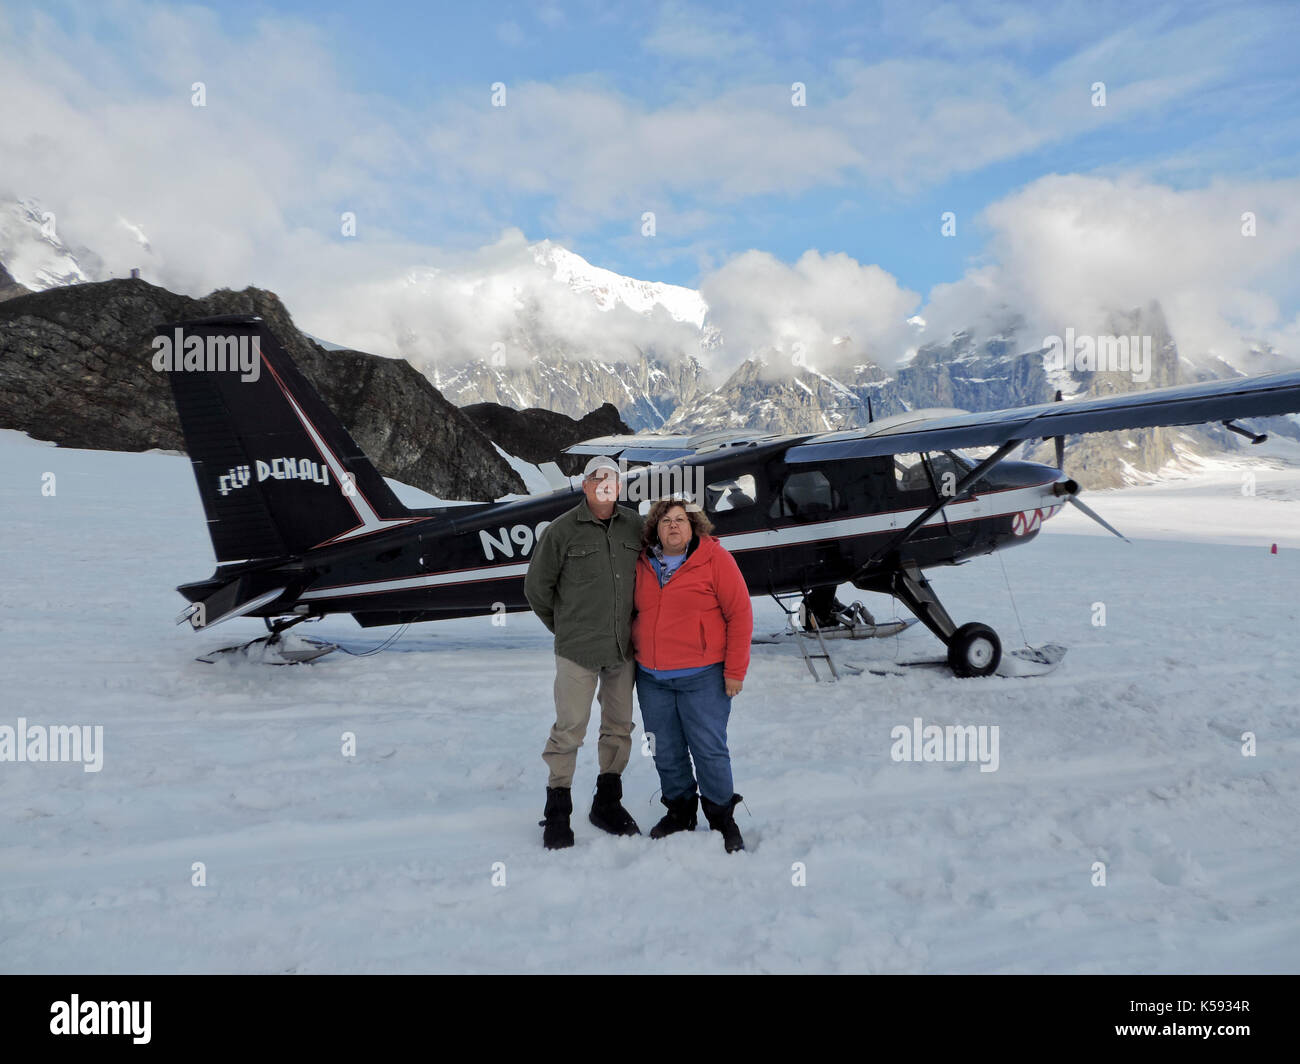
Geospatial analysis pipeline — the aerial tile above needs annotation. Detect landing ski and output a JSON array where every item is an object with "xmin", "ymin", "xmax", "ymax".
[
  {"xmin": 862, "ymin": 643, "xmax": 1067, "ymax": 679},
  {"xmin": 196, "ymin": 632, "xmax": 338, "ymax": 665},
  {"xmin": 753, "ymin": 618, "xmax": 918, "ymax": 644}
]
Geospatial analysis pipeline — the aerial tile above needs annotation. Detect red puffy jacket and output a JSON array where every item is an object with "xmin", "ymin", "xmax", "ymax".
[{"xmin": 632, "ymin": 534, "xmax": 753, "ymax": 681}]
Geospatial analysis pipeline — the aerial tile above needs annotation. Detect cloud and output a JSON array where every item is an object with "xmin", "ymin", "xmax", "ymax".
[
  {"xmin": 0, "ymin": 3, "xmax": 713, "ymax": 372},
  {"xmin": 699, "ymin": 249, "xmax": 920, "ymax": 373},
  {"xmin": 304, "ymin": 230, "xmax": 708, "ymax": 372},
  {"xmin": 0, "ymin": 0, "xmax": 1293, "ymax": 386},
  {"xmin": 919, "ymin": 174, "xmax": 1300, "ymax": 365},
  {"xmin": 3, "ymin": 0, "xmax": 1278, "ymax": 274},
  {"xmin": 427, "ymin": 80, "xmax": 867, "ymax": 235},
  {"xmin": 0, "ymin": 3, "xmax": 426, "ymax": 295},
  {"xmin": 423, "ymin": 4, "xmax": 1265, "ymax": 229}
]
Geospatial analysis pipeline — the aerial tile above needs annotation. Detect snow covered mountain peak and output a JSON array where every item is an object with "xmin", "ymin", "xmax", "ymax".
[
  {"xmin": 529, "ymin": 240, "xmax": 708, "ymax": 328},
  {"xmin": 0, "ymin": 197, "xmax": 96, "ymax": 289}
]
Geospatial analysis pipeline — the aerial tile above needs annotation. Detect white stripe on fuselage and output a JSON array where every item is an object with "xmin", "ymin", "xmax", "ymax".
[
  {"xmin": 263, "ymin": 360, "xmax": 425, "ymax": 546},
  {"xmin": 721, "ymin": 478, "xmax": 1060, "ymax": 553},
  {"xmin": 298, "ymin": 562, "xmax": 530, "ymax": 601},
  {"xmin": 295, "ymin": 479, "xmax": 1063, "ymax": 604}
]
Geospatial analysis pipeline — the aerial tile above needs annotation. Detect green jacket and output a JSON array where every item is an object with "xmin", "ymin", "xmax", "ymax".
[{"xmin": 524, "ymin": 500, "xmax": 643, "ymax": 670}]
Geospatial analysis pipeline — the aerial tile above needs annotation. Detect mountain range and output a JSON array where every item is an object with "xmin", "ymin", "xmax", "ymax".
[{"xmin": 2, "ymin": 194, "xmax": 1296, "ymax": 489}]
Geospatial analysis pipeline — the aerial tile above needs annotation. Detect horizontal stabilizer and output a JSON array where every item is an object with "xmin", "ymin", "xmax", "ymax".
[
  {"xmin": 178, "ymin": 579, "xmax": 288, "ymax": 630},
  {"xmin": 537, "ymin": 462, "xmax": 572, "ymax": 490}
]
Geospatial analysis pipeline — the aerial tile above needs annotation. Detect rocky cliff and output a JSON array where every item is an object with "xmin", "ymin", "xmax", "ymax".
[
  {"xmin": 0, "ymin": 277, "xmax": 527, "ymax": 500},
  {"xmin": 435, "ymin": 351, "xmax": 711, "ymax": 431},
  {"xmin": 662, "ymin": 304, "xmax": 1259, "ymax": 488},
  {"xmin": 1021, "ymin": 304, "xmax": 1183, "ymax": 487},
  {"xmin": 461, "ymin": 402, "xmax": 631, "ymax": 476},
  {"xmin": 0, "ymin": 262, "xmax": 28, "ymax": 302}
]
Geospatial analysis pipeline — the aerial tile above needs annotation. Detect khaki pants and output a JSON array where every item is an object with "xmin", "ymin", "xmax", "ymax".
[{"xmin": 543, "ymin": 655, "xmax": 636, "ymax": 789}]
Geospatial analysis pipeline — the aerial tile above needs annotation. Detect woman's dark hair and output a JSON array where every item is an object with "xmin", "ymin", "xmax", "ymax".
[{"xmin": 641, "ymin": 498, "xmax": 714, "ymax": 551}]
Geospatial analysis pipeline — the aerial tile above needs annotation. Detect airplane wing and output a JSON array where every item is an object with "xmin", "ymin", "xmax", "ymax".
[
  {"xmin": 783, "ymin": 369, "xmax": 1300, "ymax": 463},
  {"xmin": 565, "ymin": 428, "xmax": 786, "ymax": 464}
]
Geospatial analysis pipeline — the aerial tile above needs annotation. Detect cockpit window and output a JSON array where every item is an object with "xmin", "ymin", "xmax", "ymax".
[
  {"xmin": 706, "ymin": 474, "xmax": 757, "ymax": 513},
  {"xmin": 770, "ymin": 470, "xmax": 836, "ymax": 519},
  {"xmin": 896, "ymin": 451, "xmax": 978, "ymax": 496},
  {"xmin": 894, "ymin": 453, "xmax": 930, "ymax": 492},
  {"xmin": 926, "ymin": 452, "xmax": 966, "ymax": 497}
]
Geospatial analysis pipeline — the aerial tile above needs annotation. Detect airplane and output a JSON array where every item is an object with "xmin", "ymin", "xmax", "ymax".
[{"xmin": 162, "ymin": 315, "xmax": 1300, "ymax": 676}]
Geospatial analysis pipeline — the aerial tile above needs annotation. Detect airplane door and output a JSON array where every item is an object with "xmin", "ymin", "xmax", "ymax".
[
  {"xmin": 890, "ymin": 452, "xmax": 969, "ymax": 549},
  {"xmin": 767, "ymin": 464, "xmax": 853, "ymax": 586},
  {"xmin": 922, "ymin": 451, "xmax": 979, "ymax": 552}
]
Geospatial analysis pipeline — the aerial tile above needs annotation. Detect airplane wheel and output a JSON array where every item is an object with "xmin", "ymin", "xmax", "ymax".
[{"xmin": 947, "ymin": 622, "xmax": 1001, "ymax": 678}]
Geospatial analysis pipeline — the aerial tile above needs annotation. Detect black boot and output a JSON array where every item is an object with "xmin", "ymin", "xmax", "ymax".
[
  {"xmin": 700, "ymin": 794, "xmax": 745, "ymax": 853},
  {"xmin": 649, "ymin": 792, "xmax": 698, "ymax": 839},
  {"xmin": 588, "ymin": 773, "xmax": 641, "ymax": 836},
  {"xmin": 539, "ymin": 786, "xmax": 574, "ymax": 849}
]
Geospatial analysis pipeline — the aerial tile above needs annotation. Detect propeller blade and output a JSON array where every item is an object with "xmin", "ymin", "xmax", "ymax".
[
  {"xmin": 1067, "ymin": 496, "xmax": 1130, "ymax": 542},
  {"xmin": 1051, "ymin": 391, "xmax": 1065, "ymax": 469}
]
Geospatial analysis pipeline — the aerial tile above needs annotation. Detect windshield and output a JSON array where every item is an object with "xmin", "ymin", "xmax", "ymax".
[{"xmin": 895, "ymin": 450, "xmax": 981, "ymax": 495}]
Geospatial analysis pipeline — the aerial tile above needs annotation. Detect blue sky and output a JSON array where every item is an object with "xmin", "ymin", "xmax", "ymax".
[
  {"xmin": 2, "ymin": 0, "xmax": 1299, "ymax": 366},
  {"xmin": 184, "ymin": 0, "xmax": 1300, "ymax": 293}
]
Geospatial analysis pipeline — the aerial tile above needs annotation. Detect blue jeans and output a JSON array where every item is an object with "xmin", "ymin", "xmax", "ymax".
[{"xmin": 635, "ymin": 663, "xmax": 734, "ymax": 805}]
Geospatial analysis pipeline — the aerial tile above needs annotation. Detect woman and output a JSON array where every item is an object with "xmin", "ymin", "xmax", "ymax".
[{"xmin": 631, "ymin": 498, "xmax": 753, "ymax": 853}]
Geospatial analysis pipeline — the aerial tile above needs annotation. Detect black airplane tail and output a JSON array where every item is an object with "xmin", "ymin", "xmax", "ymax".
[{"xmin": 160, "ymin": 315, "xmax": 415, "ymax": 570}]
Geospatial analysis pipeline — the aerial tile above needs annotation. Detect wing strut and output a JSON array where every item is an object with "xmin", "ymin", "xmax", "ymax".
[{"xmin": 851, "ymin": 438, "xmax": 1023, "ymax": 582}]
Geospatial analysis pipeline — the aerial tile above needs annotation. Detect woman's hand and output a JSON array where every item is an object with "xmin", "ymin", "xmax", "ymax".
[{"xmin": 725, "ymin": 677, "xmax": 743, "ymax": 697}]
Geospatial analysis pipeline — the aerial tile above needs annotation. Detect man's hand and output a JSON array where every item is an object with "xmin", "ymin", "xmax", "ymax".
[{"xmin": 725, "ymin": 678, "xmax": 743, "ymax": 697}]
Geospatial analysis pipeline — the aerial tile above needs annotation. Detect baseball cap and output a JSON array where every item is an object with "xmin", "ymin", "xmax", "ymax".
[{"xmin": 583, "ymin": 455, "xmax": 620, "ymax": 479}]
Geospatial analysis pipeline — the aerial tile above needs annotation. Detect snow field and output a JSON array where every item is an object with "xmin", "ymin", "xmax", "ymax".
[{"xmin": 0, "ymin": 430, "xmax": 1296, "ymax": 972}]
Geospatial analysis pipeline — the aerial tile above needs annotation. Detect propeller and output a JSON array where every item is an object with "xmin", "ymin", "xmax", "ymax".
[
  {"xmin": 1051, "ymin": 390, "xmax": 1065, "ymax": 470},
  {"xmin": 1065, "ymin": 495, "xmax": 1130, "ymax": 542},
  {"xmin": 1046, "ymin": 390, "xmax": 1129, "ymax": 542}
]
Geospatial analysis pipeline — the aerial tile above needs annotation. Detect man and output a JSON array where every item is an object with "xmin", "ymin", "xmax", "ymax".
[{"xmin": 524, "ymin": 455, "xmax": 643, "ymax": 849}]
